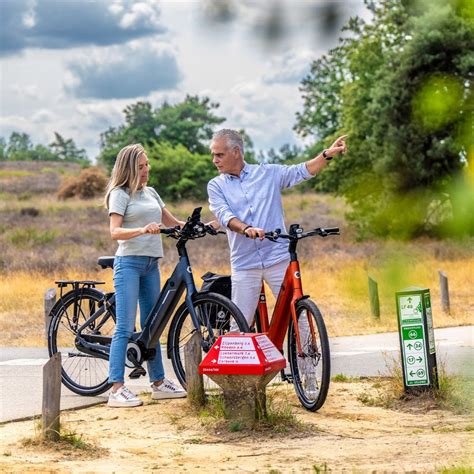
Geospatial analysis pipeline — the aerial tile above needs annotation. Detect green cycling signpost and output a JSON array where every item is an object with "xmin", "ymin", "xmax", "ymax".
[{"xmin": 396, "ymin": 287, "xmax": 438, "ymax": 392}]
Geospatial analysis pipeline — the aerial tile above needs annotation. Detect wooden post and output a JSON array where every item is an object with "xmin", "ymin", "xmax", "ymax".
[
  {"xmin": 438, "ymin": 270, "xmax": 450, "ymax": 314},
  {"xmin": 44, "ymin": 288, "xmax": 56, "ymax": 340},
  {"xmin": 184, "ymin": 332, "xmax": 205, "ymax": 407},
  {"xmin": 368, "ymin": 275, "xmax": 380, "ymax": 319},
  {"xmin": 42, "ymin": 353, "xmax": 61, "ymax": 441}
]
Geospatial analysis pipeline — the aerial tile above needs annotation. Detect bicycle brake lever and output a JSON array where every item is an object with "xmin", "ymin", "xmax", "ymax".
[{"xmin": 204, "ymin": 224, "xmax": 218, "ymax": 236}]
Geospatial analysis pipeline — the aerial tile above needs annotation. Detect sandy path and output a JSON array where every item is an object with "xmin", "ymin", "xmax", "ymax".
[{"xmin": 0, "ymin": 380, "xmax": 472, "ymax": 473}]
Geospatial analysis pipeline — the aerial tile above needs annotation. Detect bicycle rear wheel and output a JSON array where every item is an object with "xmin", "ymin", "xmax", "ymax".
[
  {"xmin": 48, "ymin": 288, "xmax": 115, "ymax": 396},
  {"xmin": 288, "ymin": 299, "xmax": 330, "ymax": 411},
  {"xmin": 168, "ymin": 292, "xmax": 250, "ymax": 388}
]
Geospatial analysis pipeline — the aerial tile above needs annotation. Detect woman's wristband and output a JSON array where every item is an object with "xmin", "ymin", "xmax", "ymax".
[{"xmin": 242, "ymin": 225, "xmax": 252, "ymax": 235}]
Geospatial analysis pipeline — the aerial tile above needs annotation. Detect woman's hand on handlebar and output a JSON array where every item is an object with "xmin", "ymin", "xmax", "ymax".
[
  {"xmin": 206, "ymin": 220, "xmax": 220, "ymax": 231},
  {"xmin": 142, "ymin": 222, "xmax": 162, "ymax": 235}
]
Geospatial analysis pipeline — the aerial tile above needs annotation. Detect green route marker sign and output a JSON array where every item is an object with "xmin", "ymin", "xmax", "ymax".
[{"xmin": 396, "ymin": 287, "xmax": 438, "ymax": 391}]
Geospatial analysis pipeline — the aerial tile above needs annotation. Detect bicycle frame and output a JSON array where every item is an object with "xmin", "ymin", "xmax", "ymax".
[
  {"xmin": 136, "ymin": 240, "xmax": 205, "ymax": 351},
  {"xmin": 256, "ymin": 231, "xmax": 319, "ymax": 356},
  {"xmin": 76, "ymin": 212, "xmax": 217, "ymax": 362}
]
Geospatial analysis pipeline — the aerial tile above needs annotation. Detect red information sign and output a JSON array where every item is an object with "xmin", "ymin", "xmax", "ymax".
[{"xmin": 199, "ymin": 333, "xmax": 286, "ymax": 375}]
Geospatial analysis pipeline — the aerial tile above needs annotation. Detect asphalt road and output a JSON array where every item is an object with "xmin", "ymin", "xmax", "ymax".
[{"xmin": 1, "ymin": 326, "xmax": 472, "ymax": 423}]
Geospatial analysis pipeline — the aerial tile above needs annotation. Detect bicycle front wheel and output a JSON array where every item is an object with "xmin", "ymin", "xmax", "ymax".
[
  {"xmin": 48, "ymin": 288, "xmax": 115, "ymax": 396},
  {"xmin": 168, "ymin": 292, "xmax": 250, "ymax": 387},
  {"xmin": 288, "ymin": 299, "xmax": 330, "ymax": 411}
]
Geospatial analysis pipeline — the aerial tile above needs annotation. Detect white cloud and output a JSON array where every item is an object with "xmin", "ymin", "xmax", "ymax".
[
  {"xmin": 10, "ymin": 84, "xmax": 39, "ymax": 99},
  {"xmin": 119, "ymin": 1, "xmax": 162, "ymax": 29},
  {"xmin": 263, "ymin": 49, "xmax": 315, "ymax": 84},
  {"xmin": 0, "ymin": 114, "xmax": 51, "ymax": 144},
  {"xmin": 207, "ymin": 79, "xmax": 304, "ymax": 152},
  {"xmin": 31, "ymin": 109, "xmax": 54, "ymax": 123}
]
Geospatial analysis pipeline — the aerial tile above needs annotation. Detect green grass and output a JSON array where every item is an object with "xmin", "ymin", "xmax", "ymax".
[
  {"xmin": 332, "ymin": 374, "xmax": 361, "ymax": 383},
  {"xmin": 21, "ymin": 421, "xmax": 101, "ymax": 454},
  {"xmin": 356, "ymin": 357, "xmax": 472, "ymax": 414},
  {"xmin": 198, "ymin": 392, "xmax": 226, "ymax": 420},
  {"xmin": 8, "ymin": 227, "xmax": 57, "ymax": 247},
  {"xmin": 313, "ymin": 463, "xmax": 331, "ymax": 473},
  {"xmin": 41, "ymin": 166, "xmax": 66, "ymax": 174},
  {"xmin": 437, "ymin": 467, "xmax": 474, "ymax": 474},
  {"xmin": 0, "ymin": 170, "xmax": 36, "ymax": 178},
  {"xmin": 228, "ymin": 420, "xmax": 243, "ymax": 432}
]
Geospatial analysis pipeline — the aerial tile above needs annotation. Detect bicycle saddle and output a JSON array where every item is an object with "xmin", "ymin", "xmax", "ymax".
[{"xmin": 97, "ymin": 256, "xmax": 115, "ymax": 269}]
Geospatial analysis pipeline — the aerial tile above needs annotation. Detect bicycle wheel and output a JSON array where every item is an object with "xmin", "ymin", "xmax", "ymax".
[
  {"xmin": 48, "ymin": 288, "xmax": 115, "ymax": 396},
  {"xmin": 168, "ymin": 292, "xmax": 250, "ymax": 387},
  {"xmin": 288, "ymin": 299, "xmax": 330, "ymax": 411}
]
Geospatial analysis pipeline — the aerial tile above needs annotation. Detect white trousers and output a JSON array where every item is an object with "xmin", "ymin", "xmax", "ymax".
[{"xmin": 231, "ymin": 258, "xmax": 290, "ymax": 327}]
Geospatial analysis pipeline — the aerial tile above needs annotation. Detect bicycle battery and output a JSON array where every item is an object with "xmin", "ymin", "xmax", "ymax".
[{"xmin": 200, "ymin": 272, "xmax": 232, "ymax": 329}]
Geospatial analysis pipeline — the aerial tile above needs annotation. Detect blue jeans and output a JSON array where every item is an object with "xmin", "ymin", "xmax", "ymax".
[{"xmin": 108, "ymin": 256, "xmax": 165, "ymax": 383}]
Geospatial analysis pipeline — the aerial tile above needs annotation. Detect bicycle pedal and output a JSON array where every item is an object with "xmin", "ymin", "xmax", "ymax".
[
  {"xmin": 129, "ymin": 367, "xmax": 147, "ymax": 379},
  {"xmin": 281, "ymin": 372, "xmax": 293, "ymax": 384}
]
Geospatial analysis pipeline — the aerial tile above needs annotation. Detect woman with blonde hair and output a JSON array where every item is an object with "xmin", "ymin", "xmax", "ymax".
[{"xmin": 104, "ymin": 143, "xmax": 186, "ymax": 407}]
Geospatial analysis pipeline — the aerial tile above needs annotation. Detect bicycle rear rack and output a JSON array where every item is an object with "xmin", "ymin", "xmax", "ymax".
[{"xmin": 54, "ymin": 280, "xmax": 105, "ymax": 298}]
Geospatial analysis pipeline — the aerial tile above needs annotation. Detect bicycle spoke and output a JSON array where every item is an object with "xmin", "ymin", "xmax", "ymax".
[
  {"xmin": 49, "ymin": 289, "xmax": 114, "ymax": 396},
  {"xmin": 289, "ymin": 300, "xmax": 330, "ymax": 411}
]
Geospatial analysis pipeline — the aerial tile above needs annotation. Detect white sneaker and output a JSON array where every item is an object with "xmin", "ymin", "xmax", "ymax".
[
  {"xmin": 151, "ymin": 378, "xmax": 187, "ymax": 400},
  {"xmin": 108, "ymin": 385, "xmax": 143, "ymax": 407}
]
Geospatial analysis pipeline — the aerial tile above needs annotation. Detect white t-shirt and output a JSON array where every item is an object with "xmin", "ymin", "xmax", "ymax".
[{"xmin": 108, "ymin": 186, "xmax": 165, "ymax": 257}]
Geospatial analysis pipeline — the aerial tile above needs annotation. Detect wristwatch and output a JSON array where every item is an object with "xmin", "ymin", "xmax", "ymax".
[
  {"xmin": 322, "ymin": 149, "xmax": 333, "ymax": 161},
  {"xmin": 242, "ymin": 225, "xmax": 252, "ymax": 235}
]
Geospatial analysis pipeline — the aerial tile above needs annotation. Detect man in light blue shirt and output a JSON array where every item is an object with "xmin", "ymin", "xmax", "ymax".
[{"xmin": 207, "ymin": 129, "xmax": 347, "ymax": 326}]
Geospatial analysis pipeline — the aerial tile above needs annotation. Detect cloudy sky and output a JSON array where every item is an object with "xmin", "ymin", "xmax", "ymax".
[{"xmin": 0, "ymin": 0, "xmax": 368, "ymax": 160}]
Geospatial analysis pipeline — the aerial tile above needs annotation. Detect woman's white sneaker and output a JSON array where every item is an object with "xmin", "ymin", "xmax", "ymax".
[
  {"xmin": 151, "ymin": 378, "xmax": 187, "ymax": 400},
  {"xmin": 108, "ymin": 385, "xmax": 143, "ymax": 407}
]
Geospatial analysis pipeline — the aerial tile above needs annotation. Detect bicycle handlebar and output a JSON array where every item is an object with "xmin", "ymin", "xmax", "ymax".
[
  {"xmin": 160, "ymin": 222, "xmax": 224, "ymax": 241},
  {"xmin": 263, "ymin": 226, "xmax": 340, "ymax": 241}
]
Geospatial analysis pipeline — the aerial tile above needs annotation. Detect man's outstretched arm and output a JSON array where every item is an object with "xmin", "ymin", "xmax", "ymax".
[{"xmin": 305, "ymin": 134, "xmax": 348, "ymax": 176}]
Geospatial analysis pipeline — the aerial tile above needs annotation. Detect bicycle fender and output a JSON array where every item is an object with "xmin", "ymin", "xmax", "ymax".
[{"xmin": 296, "ymin": 295, "xmax": 310, "ymax": 304}]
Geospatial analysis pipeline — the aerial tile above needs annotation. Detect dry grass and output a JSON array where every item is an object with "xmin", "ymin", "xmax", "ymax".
[
  {"xmin": 1, "ymin": 250, "xmax": 472, "ymax": 347},
  {"xmin": 0, "ymin": 164, "xmax": 472, "ymax": 346}
]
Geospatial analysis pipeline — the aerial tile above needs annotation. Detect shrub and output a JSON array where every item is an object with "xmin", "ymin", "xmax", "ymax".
[{"xmin": 57, "ymin": 167, "xmax": 108, "ymax": 200}]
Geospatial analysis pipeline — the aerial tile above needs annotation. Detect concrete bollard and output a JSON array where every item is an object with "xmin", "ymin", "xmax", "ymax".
[
  {"xmin": 199, "ymin": 334, "xmax": 286, "ymax": 425},
  {"xmin": 215, "ymin": 373, "xmax": 276, "ymax": 422}
]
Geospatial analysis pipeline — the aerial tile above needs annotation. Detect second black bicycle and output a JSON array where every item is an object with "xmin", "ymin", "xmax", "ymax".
[{"xmin": 47, "ymin": 207, "xmax": 249, "ymax": 396}]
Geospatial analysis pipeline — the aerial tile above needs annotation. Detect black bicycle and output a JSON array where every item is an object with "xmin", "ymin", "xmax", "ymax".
[{"xmin": 47, "ymin": 207, "xmax": 249, "ymax": 396}]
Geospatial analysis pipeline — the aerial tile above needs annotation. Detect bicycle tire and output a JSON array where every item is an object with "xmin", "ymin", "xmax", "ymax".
[
  {"xmin": 168, "ymin": 292, "xmax": 250, "ymax": 388},
  {"xmin": 287, "ymin": 299, "xmax": 330, "ymax": 411},
  {"xmin": 48, "ymin": 287, "xmax": 115, "ymax": 396}
]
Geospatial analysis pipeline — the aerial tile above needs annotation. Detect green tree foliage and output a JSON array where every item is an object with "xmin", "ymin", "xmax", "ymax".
[
  {"xmin": 259, "ymin": 143, "xmax": 302, "ymax": 164},
  {"xmin": 1, "ymin": 132, "xmax": 89, "ymax": 163},
  {"xmin": 146, "ymin": 142, "xmax": 217, "ymax": 201},
  {"xmin": 49, "ymin": 132, "xmax": 89, "ymax": 164},
  {"xmin": 295, "ymin": 0, "xmax": 473, "ymax": 237},
  {"xmin": 0, "ymin": 137, "xmax": 6, "ymax": 161},
  {"xmin": 5, "ymin": 132, "xmax": 34, "ymax": 161},
  {"xmin": 98, "ymin": 95, "xmax": 225, "ymax": 169}
]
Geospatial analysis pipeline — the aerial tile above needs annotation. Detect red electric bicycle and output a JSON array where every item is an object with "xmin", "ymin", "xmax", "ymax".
[{"xmin": 193, "ymin": 223, "xmax": 339, "ymax": 411}]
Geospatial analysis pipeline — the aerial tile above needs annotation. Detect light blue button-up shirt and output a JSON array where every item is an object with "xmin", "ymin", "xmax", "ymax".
[{"xmin": 207, "ymin": 162, "xmax": 312, "ymax": 271}]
